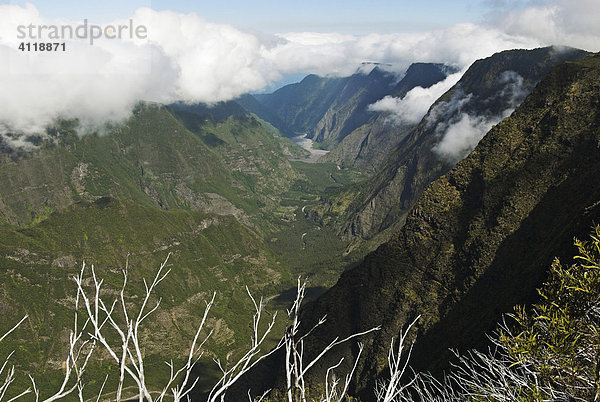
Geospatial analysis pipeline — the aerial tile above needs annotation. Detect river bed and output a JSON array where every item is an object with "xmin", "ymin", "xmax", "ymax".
[{"xmin": 290, "ymin": 134, "xmax": 329, "ymax": 163}]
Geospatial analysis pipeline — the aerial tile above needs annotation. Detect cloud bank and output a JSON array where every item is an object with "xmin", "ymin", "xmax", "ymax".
[
  {"xmin": 432, "ymin": 113, "xmax": 504, "ymax": 162},
  {"xmin": 489, "ymin": 0, "xmax": 600, "ymax": 52},
  {"xmin": 431, "ymin": 70, "xmax": 528, "ymax": 163},
  {"xmin": 367, "ymin": 71, "xmax": 463, "ymax": 125},
  {"xmin": 0, "ymin": 1, "xmax": 598, "ymax": 143}
]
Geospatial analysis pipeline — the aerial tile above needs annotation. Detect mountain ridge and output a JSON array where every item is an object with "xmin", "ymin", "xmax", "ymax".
[
  {"xmin": 233, "ymin": 50, "xmax": 600, "ymax": 400},
  {"xmin": 319, "ymin": 62, "xmax": 458, "ymax": 172},
  {"xmin": 312, "ymin": 46, "xmax": 589, "ymax": 252},
  {"xmin": 254, "ymin": 63, "xmax": 454, "ymax": 155},
  {"xmin": 290, "ymin": 51, "xmax": 600, "ymax": 398}
]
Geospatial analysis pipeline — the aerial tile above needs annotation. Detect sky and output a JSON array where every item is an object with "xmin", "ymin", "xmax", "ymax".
[
  {"xmin": 0, "ymin": 0, "xmax": 599, "ymax": 141},
  {"xmin": 5, "ymin": 0, "xmax": 487, "ymax": 33}
]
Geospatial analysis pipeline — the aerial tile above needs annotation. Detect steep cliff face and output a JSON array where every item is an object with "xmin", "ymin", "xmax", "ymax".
[
  {"xmin": 320, "ymin": 47, "xmax": 589, "ymax": 245},
  {"xmin": 309, "ymin": 67, "xmax": 397, "ymax": 146},
  {"xmin": 389, "ymin": 62, "xmax": 452, "ymax": 98},
  {"xmin": 294, "ymin": 52, "xmax": 600, "ymax": 398},
  {"xmin": 320, "ymin": 63, "xmax": 455, "ymax": 172},
  {"xmin": 255, "ymin": 74, "xmax": 348, "ymax": 135},
  {"xmin": 237, "ymin": 52, "xmax": 600, "ymax": 400},
  {"xmin": 235, "ymin": 94, "xmax": 295, "ymax": 137},
  {"xmin": 255, "ymin": 64, "xmax": 453, "ymax": 152}
]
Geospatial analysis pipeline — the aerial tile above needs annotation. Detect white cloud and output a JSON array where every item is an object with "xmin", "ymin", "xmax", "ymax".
[
  {"xmin": 490, "ymin": 0, "xmax": 600, "ymax": 51},
  {"xmin": 430, "ymin": 71, "xmax": 526, "ymax": 163},
  {"xmin": 497, "ymin": 70, "xmax": 528, "ymax": 106},
  {"xmin": 0, "ymin": 1, "xmax": 598, "ymax": 146},
  {"xmin": 432, "ymin": 113, "xmax": 503, "ymax": 163},
  {"xmin": 267, "ymin": 24, "xmax": 539, "ymax": 77},
  {"xmin": 367, "ymin": 71, "xmax": 463, "ymax": 124}
]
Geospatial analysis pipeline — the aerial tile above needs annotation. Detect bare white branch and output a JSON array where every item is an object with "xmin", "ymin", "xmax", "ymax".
[
  {"xmin": 374, "ymin": 315, "xmax": 420, "ymax": 402},
  {"xmin": 207, "ymin": 286, "xmax": 283, "ymax": 402},
  {"xmin": 0, "ymin": 316, "xmax": 30, "ymax": 402},
  {"xmin": 281, "ymin": 277, "xmax": 380, "ymax": 402}
]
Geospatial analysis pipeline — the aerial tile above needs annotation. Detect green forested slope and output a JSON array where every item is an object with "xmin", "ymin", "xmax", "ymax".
[
  {"xmin": 250, "ymin": 52, "xmax": 600, "ymax": 399},
  {"xmin": 0, "ymin": 102, "xmax": 310, "ymax": 396}
]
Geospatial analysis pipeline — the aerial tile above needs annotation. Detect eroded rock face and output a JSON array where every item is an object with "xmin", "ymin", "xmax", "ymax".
[
  {"xmin": 340, "ymin": 164, "xmax": 409, "ymax": 241},
  {"xmin": 51, "ymin": 255, "xmax": 77, "ymax": 268},
  {"xmin": 175, "ymin": 184, "xmax": 246, "ymax": 220}
]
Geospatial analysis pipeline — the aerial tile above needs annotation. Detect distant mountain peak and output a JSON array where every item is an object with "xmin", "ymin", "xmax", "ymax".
[{"xmin": 355, "ymin": 61, "xmax": 393, "ymax": 75}]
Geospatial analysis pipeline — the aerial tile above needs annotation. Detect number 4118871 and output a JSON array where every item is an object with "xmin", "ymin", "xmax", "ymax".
[{"xmin": 19, "ymin": 42, "xmax": 66, "ymax": 51}]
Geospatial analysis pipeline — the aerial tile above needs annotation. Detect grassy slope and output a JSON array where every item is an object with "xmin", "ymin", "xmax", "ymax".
[
  {"xmin": 0, "ymin": 197, "xmax": 296, "ymax": 396},
  {"xmin": 0, "ymin": 104, "xmax": 303, "ymax": 229},
  {"xmin": 0, "ymin": 101, "xmax": 369, "ymax": 398}
]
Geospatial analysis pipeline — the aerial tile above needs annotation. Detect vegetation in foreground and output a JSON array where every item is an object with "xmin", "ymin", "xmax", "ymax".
[{"xmin": 1, "ymin": 227, "xmax": 599, "ymax": 401}]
